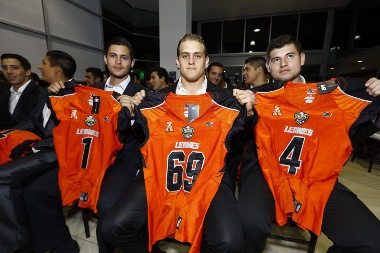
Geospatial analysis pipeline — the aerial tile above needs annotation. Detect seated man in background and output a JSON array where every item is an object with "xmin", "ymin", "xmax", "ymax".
[
  {"xmin": 149, "ymin": 66, "xmax": 169, "ymax": 91},
  {"xmin": 84, "ymin": 67, "xmax": 103, "ymax": 86},
  {"xmin": 242, "ymin": 56, "xmax": 269, "ymax": 91},
  {"xmin": 0, "ymin": 53, "xmax": 42, "ymax": 130}
]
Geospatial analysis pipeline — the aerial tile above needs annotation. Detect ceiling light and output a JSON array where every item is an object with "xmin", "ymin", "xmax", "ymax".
[
  {"xmin": 254, "ymin": 29, "xmax": 260, "ymax": 32},
  {"xmin": 361, "ymin": 67, "xmax": 366, "ymax": 70},
  {"xmin": 354, "ymin": 35, "xmax": 361, "ymax": 40},
  {"xmin": 250, "ymin": 41, "xmax": 256, "ymax": 46},
  {"xmin": 249, "ymin": 51, "xmax": 253, "ymax": 53},
  {"xmin": 330, "ymin": 67, "xmax": 334, "ymax": 70},
  {"xmin": 357, "ymin": 60, "xmax": 363, "ymax": 63}
]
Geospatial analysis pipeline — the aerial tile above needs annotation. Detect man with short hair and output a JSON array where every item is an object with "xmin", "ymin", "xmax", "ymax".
[
  {"xmin": 0, "ymin": 53, "xmax": 42, "ymax": 130},
  {"xmin": 100, "ymin": 34, "xmax": 250, "ymax": 253},
  {"xmin": 238, "ymin": 34, "xmax": 380, "ymax": 253},
  {"xmin": 48, "ymin": 36, "xmax": 149, "ymax": 253},
  {"xmin": 130, "ymin": 72, "xmax": 141, "ymax": 84},
  {"xmin": 149, "ymin": 66, "xmax": 169, "ymax": 91},
  {"xmin": 242, "ymin": 56, "xmax": 269, "ymax": 90},
  {"xmin": 21, "ymin": 50, "xmax": 80, "ymax": 253},
  {"xmin": 0, "ymin": 53, "xmax": 44, "ymax": 253},
  {"xmin": 206, "ymin": 61, "xmax": 224, "ymax": 86},
  {"xmin": 84, "ymin": 67, "xmax": 103, "ymax": 86}
]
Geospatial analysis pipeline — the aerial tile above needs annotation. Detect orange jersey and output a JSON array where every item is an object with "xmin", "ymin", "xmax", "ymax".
[
  {"xmin": 0, "ymin": 129, "xmax": 41, "ymax": 165},
  {"xmin": 136, "ymin": 92, "xmax": 245, "ymax": 253},
  {"xmin": 254, "ymin": 80, "xmax": 371, "ymax": 235},
  {"xmin": 50, "ymin": 85, "xmax": 123, "ymax": 212}
]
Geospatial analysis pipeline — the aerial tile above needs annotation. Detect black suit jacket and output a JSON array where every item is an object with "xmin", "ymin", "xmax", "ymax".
[{"xmin": 0, "ymin": 81, "xmax": 43, "ymax": 131}]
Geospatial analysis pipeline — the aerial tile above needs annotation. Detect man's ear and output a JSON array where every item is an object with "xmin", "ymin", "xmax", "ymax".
[
  {"xmin": 300, "ymin": 53, "xmax": 305, "ymax": 66},
  {"xmin": 103, "ymin": 54, "xmax": 108, "ymax": 66},
  {"xmin": 266, "ymin": 62, "xmax": 271, "ymax": 73},
  {"xmin": 131, "ymin": 59, "xmax": 135, "ymax": 68},
  {"xmin": 25, "ymin": 69, "xmax": 32, "ymax": 77},
  {"xmin": 176, "ymin": 58, "xmax": 180, "ymax": 69},
  {"xmin": 53, "ymin": 65, "xmax": 61, "ymax": 75}
]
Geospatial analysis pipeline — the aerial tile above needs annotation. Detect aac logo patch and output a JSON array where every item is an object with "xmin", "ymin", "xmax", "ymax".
[
  {"xmin": 272, "ymin": 105, "xmax": 282, "ymax": 116},
  {"xmin": 182, "ymin": 125, "xmax": 194, "ymax": 139},
  {"xmin": 70, "ymin": 109, "xmax": 78, "ymax": 119},
  {"xmin": 165, "ymin": 122, "xmax": 174, "ymax": 132},
  {"xmin": 294, "ymin": 112, "xmax": 309, "ymax": 125},
  {"xmin": 85, "ymin": 116, "xmax": 96, "ymax": 127}
]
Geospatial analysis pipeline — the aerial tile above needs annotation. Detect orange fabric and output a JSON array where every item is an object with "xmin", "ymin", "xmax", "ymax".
[
  {"xmin": 50, "ymin": 85, "xmax": 123, "ymax": 212},
  {"xmin": 0, "ymin": 129, "xmax": 41, "ymax": 165},
  {"xmin": 254, "ymin": 80, "xmax": 370, "ymax": 235},
  {"xmin": 140, "ymin": 93, "xmax": 241, "ymax": 253}
]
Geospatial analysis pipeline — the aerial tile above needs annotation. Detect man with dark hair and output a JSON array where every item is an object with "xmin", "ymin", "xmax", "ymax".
[
  {"xmin": 242, "ymin": 56, "xmax": 269, "ymax": 90},
  {"xmin": 18, "ymin": 50, "xmax": 81, "ymax": 253},
  {"xmin": 0, "ymin": 53, "xmax": 42, "ymax": 130},
  {"xmin": 102, "ymin": 70, "xmax": 109, "ymax": 82},
  {"xmin": 84, "ymin": 67, "xmax": 103, "ymax": 86},
  {"xmin": 39, "ymin": 50, "xmax": 76, "ymax": 83},
  {"xmin": 48, "ymin": 36, "xmax": 149, "ymax": 253},
  {"xmin": 130, "ymin": 71, "xmax": 141, "ymax": 84},
  {"xmin": 30, "ymin": 72, "xmax": 40, "ymax": 85},
  {"xmin": 237, "ymin": 34, "xmax": 380, "ymax": 253},
  {"xmin": 149, "ymin": 66, "xmax": 169, "ymax": 91},
  {"xmin": 0, "ymin": 53, "xmax": 44, "ymax": 253},
  {"xmin": 206, "ymin": 61, "xmax": 224, "ymax": 86},
  {"xmin": 206, "ymin": 61, "xmax": 234, "ymax": 90}
]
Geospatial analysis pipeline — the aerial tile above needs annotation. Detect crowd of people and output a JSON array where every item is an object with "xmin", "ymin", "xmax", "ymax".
[{"xmin": 1, "ymin": 33, "xmax": 380, "ymax": 253}]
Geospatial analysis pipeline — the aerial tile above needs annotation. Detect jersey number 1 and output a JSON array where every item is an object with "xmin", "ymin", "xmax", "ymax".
[{"xmin": 81, "ymin": 137, "xmax": 93, "ymax": 169}]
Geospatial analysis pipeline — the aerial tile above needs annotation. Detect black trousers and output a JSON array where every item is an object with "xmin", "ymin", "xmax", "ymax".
[
  {"xmin": 238, "ymin": 142, "xmax": 380, "ymax": 253},
  {"xmin": 0, "ymin": 150, "xmax": 57, "ymax": 253},
  {"xmin": 23, "ymin": 148, "xmax": 142, "ymax": 253},
  {"xmin": 100, "ymin": 172, "xmax": 245, "ymax": 253}
]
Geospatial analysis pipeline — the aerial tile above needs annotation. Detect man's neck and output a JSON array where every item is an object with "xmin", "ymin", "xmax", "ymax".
[
  {"xmin": 252, "ymin": 75, "xmax": 268, "ymax": 87},
  {"xmin": 108, "ymin": 75, "xmax": 128, "ymax": 86},
  {"xmin": 292, "ymin": 75, "xmax": 305, "ymax": 84},
  {"xmin": 182, "ymin": 76, "xmax": 205, "ymax": 94},
  {"xmin": 12, "ymin": 79, "xmax": 30, "ymax": 92}
]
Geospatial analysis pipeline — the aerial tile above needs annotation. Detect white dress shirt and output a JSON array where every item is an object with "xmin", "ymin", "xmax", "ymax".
[
  {"xmin": 104, "ymin": 76, "xmax": 130, "ymax": 94},
  {"xmin": 175, "ymin": 76, "xmax": 208, "ymax": 95},
  {"xmin": 9, "ymin": 80, "xmax": 31, "ymax": 114}
]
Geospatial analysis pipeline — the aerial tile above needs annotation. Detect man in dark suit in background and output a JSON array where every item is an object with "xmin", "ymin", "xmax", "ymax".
[
  {"xmin": 0, "ymin": 53, "xmax": 42, "ymax": 130},
  {"xmin": 84, "ymin": 67, "xmax": 103, "ymax": 86}
]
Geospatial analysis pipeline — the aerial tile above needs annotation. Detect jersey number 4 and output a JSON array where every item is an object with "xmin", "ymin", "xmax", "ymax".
[
  {"xmin": 279, "ymin": 136, "xmax": 305, "ymax": 175},
  {"xmin": 167, "ymin": 150, "xmax": 205, "ymax": 192}
]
